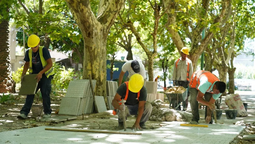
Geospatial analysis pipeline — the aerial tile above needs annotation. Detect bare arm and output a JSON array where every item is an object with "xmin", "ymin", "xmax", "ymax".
[
  {"xmin": 197, "ymin": 91, "xmax": 215, "ymax": 110},
  {"xmin": 22, "ymin": 62, "xmax": 30, "ymax": 77},
  {"xmin": 135, "ymin": 101, "xmax": 145, "ymax": 125},
  {"xmin": 112, "ymin": 93, "xmax": 122, "ymax": 110},
  {"xmin": 118, "ymin": 71, "xmax": 125, "ymax": 86}
]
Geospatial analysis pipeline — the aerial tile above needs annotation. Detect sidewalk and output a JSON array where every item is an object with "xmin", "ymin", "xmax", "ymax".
[
  {"xmin": 0, "ymin": 123, "xmax": 244, "ymax": 144},
  {"xmin": 0, "ymin": 90, "xmax": 254, "ymax": 144}
]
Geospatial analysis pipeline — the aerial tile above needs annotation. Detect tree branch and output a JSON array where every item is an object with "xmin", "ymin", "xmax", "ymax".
[
  {"xmin": 18, "ymin": 0, "xmax": 30, "ymax": 15},
  {"xmin": 124, "ymin": 22, "xmax": 151, "ymax": 55}
]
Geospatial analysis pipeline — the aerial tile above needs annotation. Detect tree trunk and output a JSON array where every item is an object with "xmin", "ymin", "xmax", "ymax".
[
  {"xmin": 228, "ymin": 67, "xmax": 236, "ymax": 94},
  {"xmin": 215, "ymin": 64, "xmax": 227, "ymax": 96},
  {"xmin": 83, "ymin": 30, "xmax": 107, "ymax": 96},
  {"xmin": 161, "ymin": 58, "xmax": 168, "ymax": 89},
  {"xmin": 126, "ymin": 47, "xmax": 133, "ymax": 60},
  {"xmin": 110, "ymin": 54, "xmax": 116, "ymax": 80},
  {"xmin": 65, "ymin": 0, "xmax": 124, "ymax": 97},
  {"xmin": 147, "ymin": 56, "xmax": 154, "ymax": 81},
  {"xmin": 0, "ymin": 20, "xmax": 14, "ymax": 93}
]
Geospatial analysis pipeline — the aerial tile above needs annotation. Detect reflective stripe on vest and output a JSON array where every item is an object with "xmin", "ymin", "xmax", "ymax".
[
  {"xmin": 189, "ymin": 70, "xmax": 219, "ymax": 91},
  {"xmin": 175, "ymin": 58, "xmax": 190, "ymax": 81},
  {"xmin": 29, "ymin": 47, "xmax": 54, "ymax": 78}
]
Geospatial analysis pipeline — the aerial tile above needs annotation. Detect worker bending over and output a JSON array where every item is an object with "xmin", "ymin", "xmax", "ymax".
[
  {"xmin": 112, "ymin": 74, "xmax": 152, "ymax": 130},
  {"xmin": 189, "ymin": 70, "xmax": 226, "ymax": 124}
]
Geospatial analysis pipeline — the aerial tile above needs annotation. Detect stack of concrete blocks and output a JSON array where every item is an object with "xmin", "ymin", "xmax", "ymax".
[
  {"xmin": 106, "ymin": 81, "xmax": 118, "ymax": 110},
  {"xmin": 145, "ymin": 81, "xmax": 158, "ymax": 102},
  {"xmin": 58, "ymin": 79, "xmax": 96, "ymax": 116}
]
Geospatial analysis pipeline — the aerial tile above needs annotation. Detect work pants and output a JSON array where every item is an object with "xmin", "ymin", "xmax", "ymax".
[{"xmin": 190, "ymin": 88, "xmax": 213, "ymax": 123}]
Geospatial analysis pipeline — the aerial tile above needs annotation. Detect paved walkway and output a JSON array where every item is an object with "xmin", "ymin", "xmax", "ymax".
[
  {"xmin": 0, "ymin": 122, "xmax": 244, "ymax": 144},
  {"xmin": 0, "ymin": 90, "xmax": 254, "ymax": 144}
]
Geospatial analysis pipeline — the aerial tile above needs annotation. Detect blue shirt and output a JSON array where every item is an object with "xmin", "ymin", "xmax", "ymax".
[{"xmin": 198, "ymin": 76, "xmax": 222, "ymax": 100}]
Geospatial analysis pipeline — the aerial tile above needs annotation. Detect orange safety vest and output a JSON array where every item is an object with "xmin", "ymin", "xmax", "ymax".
[
  {"xmin": 112, "ymin": 82, "xmax": 140, "ymax": 115},
  {"xmin": 175, "ymin": 58, "xmax": 190, "ymax": 81},
  {"xmin": 189, "ymin": 70, "xmax": 219, "ymax": 91}
]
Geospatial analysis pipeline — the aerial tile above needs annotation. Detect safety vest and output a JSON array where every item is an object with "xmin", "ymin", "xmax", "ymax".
[
  {"xmin": 112, "ymin": 82, "xmax": 141, "ymax": 115},
  {"xmin": 189, "ymin": 70, "xmax": 219, "ymax": 91},
  {"xmin": 29, "ymin": 47, "xmax": 54, "ymax": 78},
  {"xmin": 175, "ymin": 58, "xmax": 190, "ymax": 81}
]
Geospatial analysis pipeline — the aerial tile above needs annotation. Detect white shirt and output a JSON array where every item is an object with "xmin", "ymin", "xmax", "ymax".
[
  {"xmin": 172, "ymin": 57, "xmax": 193, "ymax": 81},
  {"xmin": 122, "ymin": 60, "xmax": 146, "ymax": 79}
]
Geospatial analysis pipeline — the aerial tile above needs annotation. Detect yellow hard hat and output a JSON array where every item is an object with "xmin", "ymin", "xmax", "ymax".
[
  {"xmin": 27, "ymin": 34, "xmax": 40, "ymax": 47},
  {"xmin": 128, "ymin": 74, "xmax": 144, "ymax": 93},
  {"xmin": 181, "ymin": 47, "xmax": 189, "ymax": 55}
]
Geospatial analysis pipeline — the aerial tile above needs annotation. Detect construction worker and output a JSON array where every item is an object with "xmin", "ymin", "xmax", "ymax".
[
  {"xmin": 118, "ymin": 60, "xmax": 146, "ymax": 86},
  {"xmin": 112, "ymin": 74, "xmax": 152, "ymax": 130},
  {"xmin": 17, "ymin": 34, "xmax": 54, "ymax": 119},
  {"xmin": 189, "ymin": 70, "xmax": 226, "ymax": 124},
  {"xmin": 172, "ymin": 47, "xmax": 193, "ymax": 110}
]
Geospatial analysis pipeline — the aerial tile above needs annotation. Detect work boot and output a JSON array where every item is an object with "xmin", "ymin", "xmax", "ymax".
[
  {"xmin": 17, "ymin": 113, "xmax": 27, "ymax": 119},
  {"xmin": 43, "ymin": 114, "xmax": 51, "ymax": 118},
  {"xmin": 118, "ymin": 122, "xmax": 124, "ymax": 128}
]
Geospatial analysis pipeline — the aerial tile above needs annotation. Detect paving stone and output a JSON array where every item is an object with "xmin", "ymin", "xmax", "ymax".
[
  {"xmin": 107, "ymin": 96, "xmax": 114, "ymax": 110},
  {"xmin": 145, "ymin": 81, "xmax": 157, "ymax": 94},
  {"xmin": 59, "ymin": 97, "xmax": 87, "ymax": 115},
  {"xmin": 242, "ymin": 135, "xmax": 255, "ymax": 140},
  {"xmin": 19, "ymin": 74, "xmax": 38, "ymax": 95},
  {"xmin": 0, "ymin": 123, "xmax": 244, "ymax": 144},
  {"xmin": 95, "ymin": 96, "xmax": 107, "ymax": 113}
]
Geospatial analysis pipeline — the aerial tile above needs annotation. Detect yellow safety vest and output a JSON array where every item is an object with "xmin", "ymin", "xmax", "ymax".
[{"xmin": 29, "ymin": 47, "xmax": 54, "ymax": 78}]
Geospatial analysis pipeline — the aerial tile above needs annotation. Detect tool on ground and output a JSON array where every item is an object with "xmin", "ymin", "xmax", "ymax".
[
  {"xmin": 180, "ymin": 124, "xmax": 208, "ymax": 127},
  {"xmin": 45, "ymin": 128, "xmax": 141, "ymax": 135},
  {"xmin": 121, "ymin": 99, "xmax": 126, "ymax": 131}
]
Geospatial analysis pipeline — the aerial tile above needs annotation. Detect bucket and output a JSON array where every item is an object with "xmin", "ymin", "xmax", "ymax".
[
  {"xmin": 243, "ymin": 103, "xmax": 248, "ymax": 111},
  {"xmin": 31, "ymin": 105, "xmax": 43, "ymax": 117},
  {"xmin": 216, "ymin": 109, "xmax": 222, "ymax": 120},
  {"xmin": 225, "ymin": 109, "xmax": 237, "ymax": 119}
]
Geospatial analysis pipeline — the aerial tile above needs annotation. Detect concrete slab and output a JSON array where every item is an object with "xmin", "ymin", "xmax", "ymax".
[
  {"xmin": 106, "ymin": 81, "xmax": 118, "ymax": 96},
  {"xmin": 65, "ymin": 80, "xmax": 89, "ymax": 97},
  {"xmin": 107, "ymin": 96, "xmax": 114, "ymax": 110},
  {"xmin": 0, "ymin": 122, "xmax": 244, "ymax": 144},
  {"xmin": 147, "ymin": 93, "xmax": 157, "ymax": 102},
  {"xmin": 95, "ymin": 96, "xmax": 107, "ymax": 113},
  {"xmin": 145, "ymin": 81, "xmax": 157, "ymax": 94},
  {"xmin": 19, "ymin": 74, "xmax": 38, "ymax": 95},
  {"xmin": 82, "ymin": 95, "xmax": 94, "ymax": 114},
  {"xmin": 59, "ymin": 97, "xmax": 86, "ymax": 115}
]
